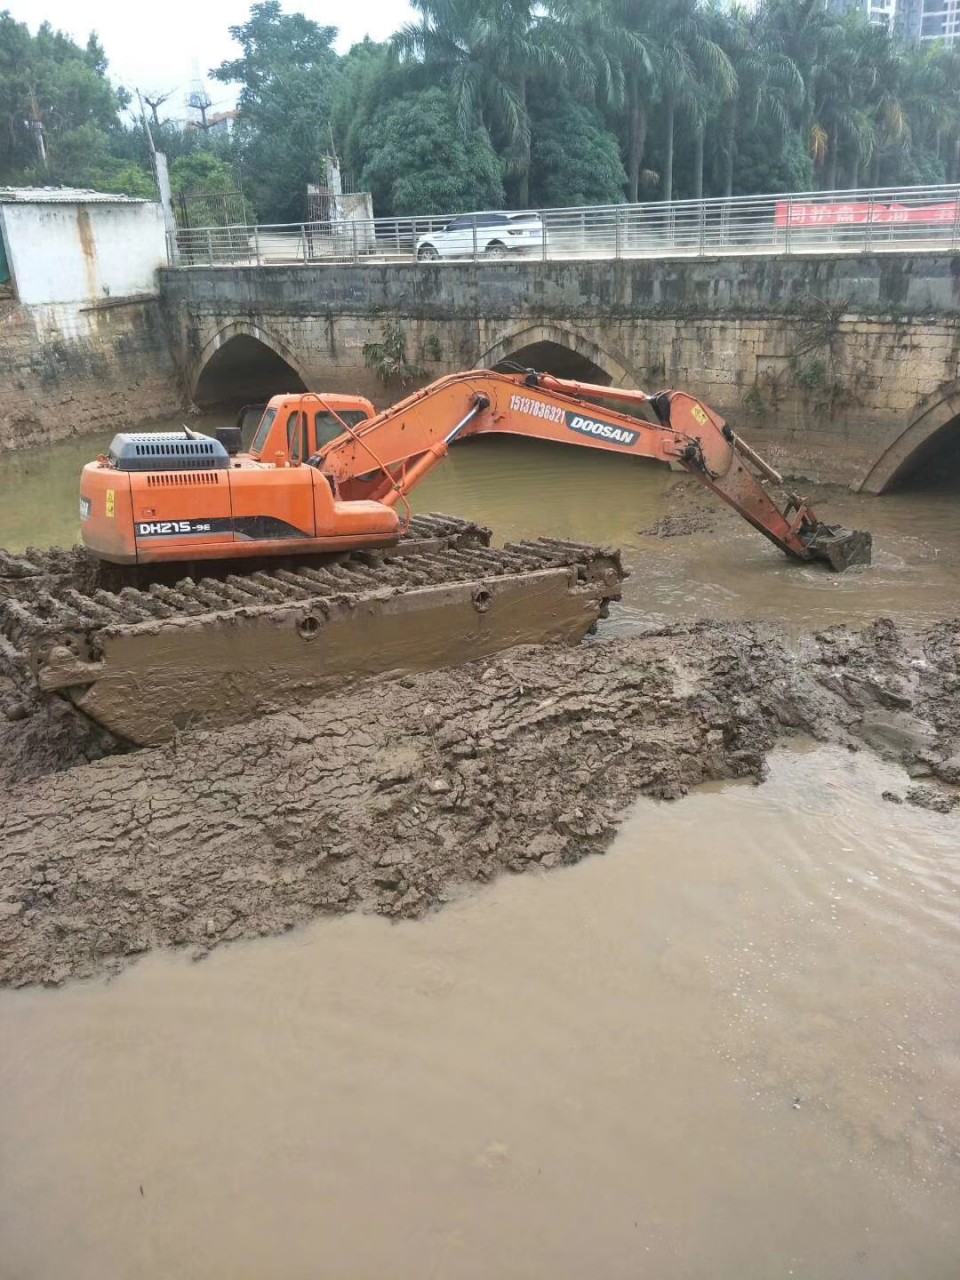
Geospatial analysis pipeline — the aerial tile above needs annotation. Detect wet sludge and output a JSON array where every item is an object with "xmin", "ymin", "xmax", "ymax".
[{"xmin": 0, "ymin": 613, "xmax": 957, "ymax": 987}]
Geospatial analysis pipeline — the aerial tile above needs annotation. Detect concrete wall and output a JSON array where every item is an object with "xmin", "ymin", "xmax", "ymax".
[
  {"xmin": 1, "ymin": 201, "xmax": 167, "ymax": 305},
  {"xmin": 161, "ymin": 254, "xmax": 960, "ymax": 488},
  {"xmin": 0, "ymin": 296, "xmax": 180, "ymax": 452}
]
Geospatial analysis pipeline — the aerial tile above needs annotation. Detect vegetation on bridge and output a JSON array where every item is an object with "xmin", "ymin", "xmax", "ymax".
[{"xmin": 0, "ymin": 0, "xmax": 958, "ymax": 220}]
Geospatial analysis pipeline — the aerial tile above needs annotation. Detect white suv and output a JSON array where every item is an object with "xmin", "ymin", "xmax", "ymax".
[{"xmin": 416, "ymin": 212, "xmax": 545, "ymax": 260}]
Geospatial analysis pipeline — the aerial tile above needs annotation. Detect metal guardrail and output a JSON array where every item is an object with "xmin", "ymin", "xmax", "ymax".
[{"xmin": 168, "ymin": 184, "xmax": 960, "ymax": 268}]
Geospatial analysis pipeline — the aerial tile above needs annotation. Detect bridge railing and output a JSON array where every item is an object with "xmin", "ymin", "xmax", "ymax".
[{"xmin": 168, "ymin": 183, "xmax": 960, "ymax": 268}]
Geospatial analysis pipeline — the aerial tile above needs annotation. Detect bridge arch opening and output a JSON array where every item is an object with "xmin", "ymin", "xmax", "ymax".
[
  {"xmin": 492, "ymin": 339, "xmax": 613, "ymax": 386},
  {"xmin": 193, "ymin": 333, "xmax": 307, "ymax": 409},
  {"xmin": 859, "ymin": 384, "xmax": 960, "ymax": 494},
  {"xmin": 884, "ymin": 417, "xmax": 960, "ymax": 491}
]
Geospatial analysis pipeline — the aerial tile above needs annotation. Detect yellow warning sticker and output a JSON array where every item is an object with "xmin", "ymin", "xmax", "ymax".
[
  {"xmin": 690, "ymin": 404, "xmax": 709, "ymax": 427},
  {"xmin": 106, "ymin": 489, "xmax": 115, "ymax": 518}
]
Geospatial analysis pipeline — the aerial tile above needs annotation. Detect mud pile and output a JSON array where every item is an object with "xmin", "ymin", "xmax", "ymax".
[
  {"xmin": 638, "ymin": 477, "xmax": 724, "ymax": 538},
  {"xmin": 1, "ymin": 614, "xmax": 957, "ymax": 987},
  {"xmin": 801, "ymin": 616, "xmax": 960, "ymax": 800}
]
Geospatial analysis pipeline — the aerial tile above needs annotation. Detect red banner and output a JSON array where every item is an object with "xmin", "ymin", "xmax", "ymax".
[{"xmin": 775, "ymin": 200, "xmax": 960, "ymax": 228}]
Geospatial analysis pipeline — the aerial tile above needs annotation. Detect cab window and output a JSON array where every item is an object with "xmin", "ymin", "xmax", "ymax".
[
  {"xmin": 286, "ymin": 411, "xmax": 308, "ymax": 462},
  {"xmin": 314, "ymin": 409, "xmax": 370, "ymax": 450},
  {"xmin": 250, "ymin": 406, "xmax": 278, "ymax": 454}
]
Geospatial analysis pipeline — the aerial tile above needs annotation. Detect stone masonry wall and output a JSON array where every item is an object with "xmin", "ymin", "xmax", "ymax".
[
  {"xmin": 161, "ymin": 254, "xmax": 960, "ymax": 488},
  {"xmin": 0, "ymin": 296, "xmax": 180, "ymax": 452}
]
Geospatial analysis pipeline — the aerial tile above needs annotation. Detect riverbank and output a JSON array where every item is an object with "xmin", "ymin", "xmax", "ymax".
[
  {"xmin": 1, "ymin": 615, "xmax": 957, "ymax": 987},
  {"xmin": 0, "ymin": 296, "xmax": 181, "ymax": 452}
]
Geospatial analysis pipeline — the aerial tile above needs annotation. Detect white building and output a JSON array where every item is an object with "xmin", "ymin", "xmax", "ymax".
[
  {"xmin": 904, "ymin": 0, "xmax": 960, "ymax": 43},
  {"xmin": 829, "ymin": 0, "xmax": 900, "ymax": 28},
  {"xmin": 830, "ymin": 0, "xmax": 958, "ymax": 47},
  {"xmin": 0, "ymin": 188, "xmax": 167, "ymax": 306}
]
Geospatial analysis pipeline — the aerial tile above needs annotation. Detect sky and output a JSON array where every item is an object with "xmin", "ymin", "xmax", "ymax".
[{"xmin": 6, "ymin": 0, "xmax": 415, "ymax": 119}]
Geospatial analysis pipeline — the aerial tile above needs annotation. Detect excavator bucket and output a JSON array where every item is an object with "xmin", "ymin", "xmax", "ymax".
[
  {"xmin": 0, "ymin": 516, "xmax": 624, "ymax": 747},
  {"xmin": 803, "ymin": 525, "xmax": 873, "ymax": 573}
]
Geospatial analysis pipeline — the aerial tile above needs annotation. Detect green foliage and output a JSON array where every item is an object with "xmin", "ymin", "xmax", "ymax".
[
  {"xmin": 527, "ymin": 82, "xmax": 626, "ymax": 207},
  {"xmin": 211, "ymin": 1, "xmax": 340, "ymax": 223},
  {"xmin": 392, "ymin": 0, "xmax": 572, "ymax": 205},
  {"xmin": 330, "ymin": 39, "xmax": 394, "ymax": 178},
  {"xmin": 168, "ymin": 152, "xmax": 236, "ymax": 195},
  {"xmin": 363, "ymin": 322, "xmax": 425, "ymax": 387},
  {"xmin": 0, "ymin": 12, "xmax": 131, "ymax": 187},
  {"xmin": 3, "ymin": 0, "xmax": 959, "ymax": 227},
  {"xmin": 890, "ymin": 144, "xmax": 945, "ymax": 188},
  {"xmin": 731, "ymin": 122, "xmax": 813, "ymax": 195},
  {"xmin": 357, "ymin": 86, "xmax": 503, "ymax": 216},
  {"xmin": 422, "ymin": 333, "xmax": 443, "ymax": 363}
]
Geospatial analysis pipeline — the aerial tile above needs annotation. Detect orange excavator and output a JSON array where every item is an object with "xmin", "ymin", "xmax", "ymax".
[
  {"xmin": 79, "ymin": 368, "xmax": 869, "ymax": 573},
  {"xmin": 1, "ymin": 370, "xmax": 869, "ymax": 746}
]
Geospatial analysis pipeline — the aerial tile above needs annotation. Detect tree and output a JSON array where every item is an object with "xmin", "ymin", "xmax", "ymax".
[
  {"xmin": 593, "ymin": 0, "xmax": 658, "ymax": 202},
  {"xmin": 715, "ymin": 5, "xmax": 804, "ymax": 198},
  {"xmin": 168, "ymin": 151, "xmax": 236, "ymax": 195},
  {"xmin": 808, "ymin": 19, "xmax": 879, "ymax": 189},
  {"xmin": 141, "ymin": 90, "xmax": 172, "ymax": 128},
  {"xmin": 731, "ymin": 118, "xmax": 812, "ymax": 194},
  {"xmin": 5, "ymin": 0, "xmax": 956, "ymax": 221},
  {"xmin": 211, "ymin": 2, "xmax": 340, "ymax": 222},
  {"xmin": 357, "ymin": 85, "xmax": 504, "ymax": 215},
  {"xmin": 527, "ymin": 81, "xmax": 626, "ymax": 207},
  {"xmin": 860, "ymin": 37, "xmax": 949, "ymax": 188},
  {"xmin": 0, "ymin": 14, "xmax": 131, "ymax": 187},
  {"xmin": 657, "ymin": 0, "xmax": 735, "ymax": 201},
  {"xmin": 758, "ymin": 0, "xmax": 861, "ymax": 188},
  {"xmin": 331, "ymin": 38, "xmax": 393, "ymax": 182},
  {"xmin": 393, "ymin": 0, "xmax": 592, "ymax": 206}
]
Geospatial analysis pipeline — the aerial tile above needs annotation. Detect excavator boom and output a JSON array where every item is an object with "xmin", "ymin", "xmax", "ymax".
[{"xmin": 314, "ymin": 370, "xmax": 870, "ymax": 572}]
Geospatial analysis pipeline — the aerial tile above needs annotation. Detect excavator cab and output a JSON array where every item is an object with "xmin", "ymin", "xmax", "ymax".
[{"xmin": 248, "ymin": 394, "xmax": 376, "ymax": 465}]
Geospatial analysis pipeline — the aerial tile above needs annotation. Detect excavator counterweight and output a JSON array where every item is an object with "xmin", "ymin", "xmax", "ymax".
[{"xmin": 0, "ymin": 369, "xmax": 869, "ymax": 744}]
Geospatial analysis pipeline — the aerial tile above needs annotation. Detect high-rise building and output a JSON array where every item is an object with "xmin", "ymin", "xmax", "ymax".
[
  {"xmin": 830, "ymin": 0, "xmax": 899, "ymax": 30},
  {"xmin": 831, "ymin": 0, "xmax": 959, "ymax": 44},
  {"xmin": 900, "ymin": 0, "xmax": 960, "ymax": 44}
]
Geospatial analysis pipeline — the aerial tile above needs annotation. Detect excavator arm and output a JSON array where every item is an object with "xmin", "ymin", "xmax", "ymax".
[
  {"xmin": 311, "ymin": 370, "xmax": 871, "ymax": 571},
  {"xmin": 25, "ymin": 366, "xmax": 869, "ymax": 745}
]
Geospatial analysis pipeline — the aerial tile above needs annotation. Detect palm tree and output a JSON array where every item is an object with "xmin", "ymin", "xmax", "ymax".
[
  {"xmin": 942, "ymin": 47, "xmax": 960, "ymax": 183},
  {"xmin": 856, "ymin": 30, "xmax": 908, "ymax": 187},
  {"xmin": 810, "ymin": 20, "xmax": 879, "ymax": 189},
  {"xmin": 658, "ymin": 0, "xmax": 736, "ymax": 202},
  {"xmin": 715, "ymin": 5, "xmax": 803, "ymax": 198},
  {"xmin": 760, "ymin": 0, "xmax": 840, "ymax": 165},
  {"xmin": 393, "ymin": 0, "xmax": 592, "ymax": 206},
  {"xmin": 594, "ymin": 0, "xmax": 658, "ymax": 202},
  {"xmin": 891, "ymin": 42, "xmax": 960, "ymax": 185}
]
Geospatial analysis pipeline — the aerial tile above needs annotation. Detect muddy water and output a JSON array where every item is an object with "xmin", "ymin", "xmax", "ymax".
[
  {"xmin": 0, "ymin": 412, "xmax": 234, "ymax": 552},
  {"xmin": 2, "ymin": 425, "xmax": 959, "ymax": 1276},
  {"xmin": 1, "ymin": 744, "xmax": 958, "ymax": 1279},
  {"xmin": 1, "ymin": 426, "xmax": 959, "ymax": 632}
]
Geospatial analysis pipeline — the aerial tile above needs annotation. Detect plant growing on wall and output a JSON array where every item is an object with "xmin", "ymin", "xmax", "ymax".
[
  {"xmin": 785, "ymin": 295, "xmax": 868, "ymax": 414},
  {"xmin": 363, "ymin": 322, "xmax": 425, "ymax": 387},
  {"xmin": 745, "ymin": 294, "xmax": 868, "ymax": 418},
  {"xmin": 421, "ymin": 333, "xmax": 444, "ymax": 363}
]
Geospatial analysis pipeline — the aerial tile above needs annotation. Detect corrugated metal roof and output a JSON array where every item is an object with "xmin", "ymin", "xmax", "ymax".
[{"xmin": 0, "ymin": 187, "xmax": 149, "ymax": 204}]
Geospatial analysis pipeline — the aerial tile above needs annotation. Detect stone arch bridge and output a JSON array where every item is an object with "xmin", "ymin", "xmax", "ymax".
[{"xmin": 160, "ymin": 254, "xmax": 960, "ymax": 491}]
